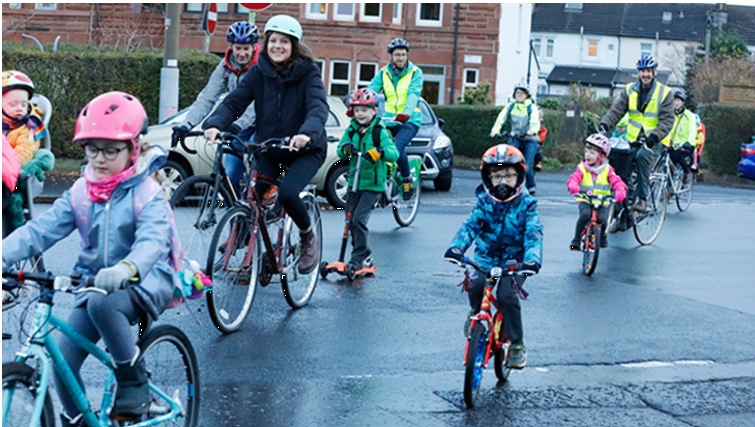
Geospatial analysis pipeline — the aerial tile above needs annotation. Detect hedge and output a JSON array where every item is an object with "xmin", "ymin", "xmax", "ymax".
[
  {"xmin": 701, "ymin": 103, "xmax": 755, "ymax": 174},
  {"xmin": 433, "ymin": 105, "xmax": 565, "ymax": 160},
  {"xmin": 2, "ymin": 47, "xmax": 219, "ymax": 158}
]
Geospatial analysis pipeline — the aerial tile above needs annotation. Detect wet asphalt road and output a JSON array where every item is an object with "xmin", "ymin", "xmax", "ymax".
[{"xmin": 4, "ymin": 170, "xmax": 755, "ymax": 427}]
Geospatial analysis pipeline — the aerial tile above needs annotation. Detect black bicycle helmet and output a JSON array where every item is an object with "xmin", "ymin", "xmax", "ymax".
[
  {"xmin": 227, "ymin": 21, "xmax": 260, "ymax": 44},
  {"xmin": 673, "ymin": 89, "xmax": 686, "ymax": 102},
  {"xmin": 387, "ymin": 38, "xmax": 410, "ymax": 53}
]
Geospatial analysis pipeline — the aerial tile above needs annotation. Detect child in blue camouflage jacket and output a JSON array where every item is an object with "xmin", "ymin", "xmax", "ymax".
[{"xmin": 444, "ymin": 144, "xmax": 543, "ymax": 369}]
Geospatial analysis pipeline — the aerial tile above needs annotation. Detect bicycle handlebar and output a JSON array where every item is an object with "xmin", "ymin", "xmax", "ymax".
[
  {"xmin": 446, "ymin": 257, "xmax": 532, "ymax": 278},
  {"xmin": 493, "ymin": 132, "xmax": 538, "ymax": 142},
  {"xmin": 3, "ymin": 269, "xmax": 99, "ymax": 294}
]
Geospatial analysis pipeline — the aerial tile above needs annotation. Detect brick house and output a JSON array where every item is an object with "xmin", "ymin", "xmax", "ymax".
[{"xmin": 2, "ymin": 3, "xmax": 523, "ymax": 106}]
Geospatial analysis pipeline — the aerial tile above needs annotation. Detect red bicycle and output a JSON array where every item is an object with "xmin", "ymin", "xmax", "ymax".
[
  {"xmin": 576, "ymin": 192, "xmax": 613, "ymax": 276},
  {"xmin": 448, "ymin": 258, "xmax": 530, "ymax": 408}
]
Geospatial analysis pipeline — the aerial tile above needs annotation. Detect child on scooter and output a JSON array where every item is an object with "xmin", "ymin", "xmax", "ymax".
[
  {"xmin": 336, "ymin": 88, "xmax": 399, "ymax": 274},
  {"xmin": 444, "ymin": 144, "xmax": 543, "ymax": 369},
  {"xmin": 567, "ymin": 133, "xmax": 627, "ymax": 250}
]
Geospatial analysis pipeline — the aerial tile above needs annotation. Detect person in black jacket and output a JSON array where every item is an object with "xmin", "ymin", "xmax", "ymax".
[{"xmin": 204, "ymin": 14, "xmax": 328, "ymax": 274}]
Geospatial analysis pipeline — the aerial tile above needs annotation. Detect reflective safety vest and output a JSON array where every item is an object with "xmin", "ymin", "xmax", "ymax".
[
  {"xmin": 576, "ymin": 163, "xmax": 612, "ymax": 206},
  {"xmin": 625, "ymin": 81, "xmax": 672, "ymax": 142},
  {"xmin": 382, "ymin": 66, "xmax": 421, "ymax": 115}
]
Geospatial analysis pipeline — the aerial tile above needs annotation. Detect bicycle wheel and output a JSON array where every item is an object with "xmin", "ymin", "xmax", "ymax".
[
  {"xmin": 3, "ymin": 256, "xmax": 44, "ymax": 349},
  {"xmin": 137, "ymin": 325, "xmax": 200, "ymax": 427},
  {"xmin": 633, "ymin": 176, "xmax": 668, "ymax": 246},
  {"xmin": 206, "ymin": 205, "xmax": 260, "ymax": 334},
  {"xmin": 170, "ymin": 175, "xmax": 234, "ymax": 270},
  {"xmin": 493, "ymin": 317, "xmax": 511, "ymax": 382},
  {"xmin": 464, "ymin": 322, "xmax": 488, "ymax": 408},
  {"xmin": 582, "ymin": 223, "xmax": 600, "ymax": 276},
  {"xmin": 281, "ymin": 193, "xmax": 322, "ymax": 309},
  {"xmin": 676, "ymin": 177, "xmax": 693, "ymax": 212},
  {"xmin": 392, "ymin": 174, "xmax": 421, "ymax": 227},
  {"xmin": 2, "ymin": 362, "xmax": 55, "ymax": 427}
]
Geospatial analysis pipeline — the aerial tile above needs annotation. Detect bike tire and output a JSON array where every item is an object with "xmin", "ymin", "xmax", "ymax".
[
  {"xmin": 137, "ymin": 325, "xmax": 200, "ymax": 427},
  {"xmin": 281, "ymin": 193, "xmax": 322, "ymax": 309},
  {"xmin": 464, "ymin": 322, "xmax": 487, "ymax": 408},
  {"xmin": 676, "ymin": 178, "xmax": 693, "ymax": 212},
  {"xmin": 1, "ymin": 362, "xmax": 55, "ymax": 427},
  {"xmin": 493, "ymin": 316, "xmax": 511, "ymax": 382},
  {"xmin": 583, "ymin": 223, "xmax": 600, "ymax": 276},
  {"xmin": 171, "ymin": 174, "xmax": 235, "ymax": 270},
  {"xmin": 206, "ymin": 205, "xmax": 260, "ymax": 334},
  {"xmin": 633, "ymin": 176, "xmax": 668, "ymax": 246},
  {"xmin": 392, "ymin": 175, "xmax": 421, "ymax": 227}
]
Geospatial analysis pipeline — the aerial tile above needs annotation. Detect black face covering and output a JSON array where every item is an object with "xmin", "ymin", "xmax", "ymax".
[{"xmin": 493, "ymin": 183, "xmax": 516, "ymax": 201}]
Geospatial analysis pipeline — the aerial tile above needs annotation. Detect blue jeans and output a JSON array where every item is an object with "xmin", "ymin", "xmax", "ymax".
[
  {"xmin": 509, "ymin": 136, "xmax": 538, "ymax": 190},
  {"xmin": 225, "ymin": 129, "xmax": 255, "ymax": 197},
  {"xmin": 389, "ymin": 123, "xmax": 419, "ymax": 179}
]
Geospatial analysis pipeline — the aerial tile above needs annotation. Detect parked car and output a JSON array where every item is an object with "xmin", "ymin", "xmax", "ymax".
[{"xmin": 147, "ymin": 94, "xmax": 453, "ymax": 208}]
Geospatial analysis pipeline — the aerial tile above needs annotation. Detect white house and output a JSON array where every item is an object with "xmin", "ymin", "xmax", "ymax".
[{"xmin": 494, "ymin": 3, "xmax": 534, "ymax": 105}]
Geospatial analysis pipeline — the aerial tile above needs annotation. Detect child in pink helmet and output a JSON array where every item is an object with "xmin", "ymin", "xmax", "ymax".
[
  {"xmin": 2, "ymin": 91, "xmax": 182, "ymax": 426},
  {"xmin": 567, "ymin": 133, "xmax": 627, "ymax": 249}
]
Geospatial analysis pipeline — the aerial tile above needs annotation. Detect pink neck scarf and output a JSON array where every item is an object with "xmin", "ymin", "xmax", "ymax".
[{"xmin": 82, "ymin": 142, "xmax": 141, "ymax": 203}]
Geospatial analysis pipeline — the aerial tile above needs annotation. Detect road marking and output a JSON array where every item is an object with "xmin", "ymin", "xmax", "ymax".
[{"xmin": 535, "ymin": 367, "xmax": 549, "ymax": 373}]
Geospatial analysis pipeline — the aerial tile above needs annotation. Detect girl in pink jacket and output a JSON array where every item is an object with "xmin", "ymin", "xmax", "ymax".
[{"xmin": 567, "ymin": 134, "xmax": 627, "ymax": 250}]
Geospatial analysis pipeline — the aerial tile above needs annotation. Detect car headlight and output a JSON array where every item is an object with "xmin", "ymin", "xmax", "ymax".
[{"xmin": 433, "ymin": 134, "xmax": 452, "ymax": 151}]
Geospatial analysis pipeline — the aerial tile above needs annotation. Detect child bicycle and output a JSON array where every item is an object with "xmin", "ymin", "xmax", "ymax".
[
  {"xmin": 575, "ymin": 192, "xmax": 613, "ymax": 276},
  {"xmin": 1, "ymin": 269, "xmax": 200, "ymax": 427},
  {"xmin": 447, "ymin": 257, "xmax": 530, "ymax": 409},
  {"xmin": 205, "ymin": 137, "xmax": 323, "ymax": 334},
  {"xmin": 321, "ymin": 149, "xmax": 420, "ymax": 281}
]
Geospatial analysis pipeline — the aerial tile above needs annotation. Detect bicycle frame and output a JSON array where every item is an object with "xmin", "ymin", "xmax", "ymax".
[
  {"xmin": 3, "ymin": 283, "xmax": 184, "ymax": 427},
  {"xmin": 463, "ymin": 275, "xmax": 505, "ymax": 370}
]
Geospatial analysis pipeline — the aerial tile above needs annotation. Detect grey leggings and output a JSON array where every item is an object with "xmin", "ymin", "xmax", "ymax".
[{"xmin": 54, "ymin": 291, "xmax": 142, "ymax": 416}]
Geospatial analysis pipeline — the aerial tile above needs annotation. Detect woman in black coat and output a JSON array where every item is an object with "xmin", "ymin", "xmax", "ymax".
[{"xmin": 204, "ymin": 14, "xmax": 327, "ymax": 274}]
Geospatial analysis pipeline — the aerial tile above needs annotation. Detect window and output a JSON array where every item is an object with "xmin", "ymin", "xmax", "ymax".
[
  {"xmin": 537, "ymin": 84, "xmax": 548, "ymax": 95},
  {"xmin": 587, "ymin": 40, "xmax": 598, "ymax": 57},
  {"xmin": 463, "ymin": 68, "xmax": 479, "ymax": 94},
  {"xmin": 546, "ymin": 39, "xmax": 554, "ymax": 58},
  {"xmin": 564, "ymin": 3, "xmax": 583, "ymax": 10},
  {"xmin": 9, "ymin": 3, "xmax": 21, "ymax": 9},
  {"xmin": 314, "ymin": 60, "xmax": 325, "ymax": 78},
  {"xmin": 237, "ymin": 4, "xmax": 250, "ymax": 14},
  {"xmin": 641, "ymin": 42, "xmax": 653, "ymax": 58},
  {"xmin": 662, "ymin": 11, "xmax": 672, "ymax": 24},
  {"xmin": 360, "ymin": 3, "xmax": 382, "ymax": 23},
  {"xmin": 216, "ymin": 4, "xmax": 229, "ymax": 14},
  {"xmin": 185, "ymin": 3, "xmax": 203, "ymax": 13},
  {"xmin": 34, "ymin": 3, "xmax": 56, "ymax": 10},
  {"xmin": 417, "ymin": 3, "xmax": 442, "ymax": 27},
  {"xmin": 392, "ymin": 3, "xmax": 402, "ymax": 24},
  {"xmin": 330, "ymin": 60, "xmax": 351, "ymax": 97},
  {"xmin": 532, "ymin": 38, "xmax": 542, "ymax": 57},
  {"xmin": 334, "ymin": 3, "xmax": 355, "ymax": 21},
  {"xmin": 306, "ymin": 3, "xmax": 328, "ymax": 20},
  {"xmin": 357, "ymin": 62, "xmax": 378, "ymax": 88}
]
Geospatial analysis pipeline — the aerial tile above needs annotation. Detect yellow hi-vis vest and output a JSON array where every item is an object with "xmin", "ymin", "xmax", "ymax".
[
  {"xmin": 382, "ymin": 66, "xmax": 421, "ymax": 115},
  {"xmin": 576, "ymin": 163, "xmax": 612, "ymax": 206},
  {"xmin": 625, "ymin": 81, "xmax": 672, "ymax": 142}
]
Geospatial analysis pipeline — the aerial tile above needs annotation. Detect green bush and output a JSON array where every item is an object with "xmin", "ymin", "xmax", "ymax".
[
  {"xmin": 2, "ymin": 44, "xmax": 219, "ymax": 158},
  {"xmin": 701, "ymin": 103, "xmax": 755, "ymax": 174},
  {"xmin": 433, "ymin": 105, "xmax": 565, "ymax": 160}
]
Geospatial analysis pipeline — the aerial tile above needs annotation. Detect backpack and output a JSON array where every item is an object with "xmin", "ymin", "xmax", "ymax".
[{"xmin": 69, "ymin": 177, "xmax": 201, "ymax": 309}]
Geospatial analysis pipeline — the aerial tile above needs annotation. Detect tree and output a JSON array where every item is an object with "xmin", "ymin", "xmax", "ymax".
[
  {"xmin": 458, "ymin": 82, "xmax": 492, "ymax": 105},
  {"xmin": 708, "ymin": 31, "xmax": 750, "ymax": 60}
]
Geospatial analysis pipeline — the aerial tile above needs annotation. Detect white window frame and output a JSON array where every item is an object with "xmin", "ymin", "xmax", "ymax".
[
  {"xmin": 9, "ymin": 3, "xmax": 22, "ymax": 9},
  {"xmin": 306, "ymin": 3, "xmax": 328, "ymax": 20},
  {"xmin": 532, "ymin": 38, "xmax": 542, "ymax": 57},
  {"xmin": 545, "ymin": 39, "xmax": 555, "ymax": 58},
  {"xmin": 586, "ymin": 39, "xmax": 599, "ymax": 58},
  {"xmin": 392, "ymin": 3, "xmax": 402, "ymax": 24},
  {"xmin": 334, "ymin": 3, "xmax": 355, "ymax": 21},
  {"xmin": 462, "ymin": 68, "xmax": 479, "ymax": 96},
  {"xmin": 416, "ymin": 3, "xmax": 442, "ymax": 27},
  {"xmin": 360, "ymin": 3, "xmax": 382, "ymax": 23},
  {"xmin": 185, "ymin": 3, "xmax": 203, "ymax": 13},
  {"xmin": 216, "ymin": 3, "xmax": 229, "ymax": 14},
  {"xmin": 314, "ymin": 60, "xmax": 326, "ymax": 81},
  {"xmin": 34, "ymin": 3, "xmax": 56, "ymax": 10},
  {"xmin": 357, "ymin": 62, "xmax": 379, "ymax": 88},
  {"xmin": 329, "ymin": 60, "xmax": 352, "ymax": 96},
  {"xmin": 640, "ymin": 42, "xmax": 653, "ymax": 58}
]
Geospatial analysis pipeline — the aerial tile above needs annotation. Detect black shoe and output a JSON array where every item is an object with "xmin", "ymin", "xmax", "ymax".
[
  {"xmin": 401, "ymin": 177, "xmax": 415, "ymax": 201},
  {"xmin": 112, "ymin": 358, "xmax": 149, "ymax": 417},
  {"xmin": 570, "ymin": 238, "xmax": 580, "ymax": 251},
  {"xmin": 600, "ymin": 236, "xmax": 608, "ymax": 248},
  {"xmin": 298, "ymin": 230, "xmax": 319, "ymax": 274},
  {"xmin": 631, "ymin": 198, "xmax": 647, "ymax": 213}
]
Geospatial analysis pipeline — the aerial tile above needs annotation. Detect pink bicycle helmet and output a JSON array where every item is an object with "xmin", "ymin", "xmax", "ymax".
[
  {"xmin": 73, "ymin": 91, "xmax": 149, "ymax": 145},
  {"xmin": 585, "ymin": 133, "xmax": 611, "ymax": 157}
]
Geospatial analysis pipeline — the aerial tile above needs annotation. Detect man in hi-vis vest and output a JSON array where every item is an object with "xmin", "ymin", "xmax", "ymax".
[
  {"xmin": 600, "ymin": 56, "xmax": 674, "ymax": 214},
  {"xmin": 368, "ymin": 38, "xmax": 424, "ymax": 200}
]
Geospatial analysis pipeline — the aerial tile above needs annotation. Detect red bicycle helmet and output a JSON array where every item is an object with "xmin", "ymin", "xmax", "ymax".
[
  {"xmin": 480, "ymin": 144, "xmax": 526, "ymax": 202},
  {"xmin": 346, "ymin": 88, "xmax": 378, "ymax": 117}
]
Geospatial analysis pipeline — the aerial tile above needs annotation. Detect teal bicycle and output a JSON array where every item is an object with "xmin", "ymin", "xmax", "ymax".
[{"xmin": 2, "ymin": 269, "xmax": 200, "ymax": 427}]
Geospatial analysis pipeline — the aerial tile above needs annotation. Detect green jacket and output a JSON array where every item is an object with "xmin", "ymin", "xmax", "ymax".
[
  {"xmin": 337, "ymin": 117, "xmax": 399, "ymax": 192},
  {"xmin": 368, "ymin": 61, "xmax": 424, "ymax": 128}
]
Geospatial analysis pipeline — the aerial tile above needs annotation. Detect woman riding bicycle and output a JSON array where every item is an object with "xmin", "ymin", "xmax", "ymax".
[
  {"xmin": 2, "ymin": 91, "xmax": 180, "ymax": 426},
  {"xmin": 203, "ymin": 14, "xmax": 328, "ymax": 274}
]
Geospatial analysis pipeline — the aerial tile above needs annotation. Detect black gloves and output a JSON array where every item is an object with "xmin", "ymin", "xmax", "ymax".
[
  {"xmin": 341, "ymin": 143, "xmax": 355, "ymax": 158},
  {"xmin": 444, "ymin": 247, "xmax": 464, "ymax": 264},
  {"xmin": 228, "ymin": 123, "xmax": 243, "ymax": 136},
  {"xmin": 171, "ymin": 125, "xmax": 190, "ymax": 148},
  {"xmin": 520, "ymin": 261, "xmax": 540, "ymax": 276},
  {"xmin": 598, "ymin": 123, "xmax": 610, "ymax": 136},
  {"xmin": 645, "ymin": 134, "xmax": 659, "ymax": 149}
]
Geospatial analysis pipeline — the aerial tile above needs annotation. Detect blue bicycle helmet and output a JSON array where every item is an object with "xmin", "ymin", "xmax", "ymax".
[
  {"xmin": 636, "ymin": 55, "xmax": 658, "ymax": 69},
  {"xmin": 227, "ymin": 22, "xmax": 260, "ymax": 44}
]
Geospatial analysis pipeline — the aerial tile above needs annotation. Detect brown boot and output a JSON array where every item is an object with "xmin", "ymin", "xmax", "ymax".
[
  {"xmin": 298, "ymin": 230, "xmax": 319, "ymax": 274},
  {"xmin": 631, "ymin": 198, "xmax": 647, "ymax": 213}
]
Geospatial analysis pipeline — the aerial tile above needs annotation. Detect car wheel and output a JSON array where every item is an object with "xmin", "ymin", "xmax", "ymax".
[
  {"xmin": 156, "ymin": 160, "xmax": 188, "ymax": 200},
  {"xmin": 325, "ymin": 164, "xmax": 349, "ymax": 210},
  {"xmin": 434, "ymin": 169, "xmax": 453, "ymax": 192}
]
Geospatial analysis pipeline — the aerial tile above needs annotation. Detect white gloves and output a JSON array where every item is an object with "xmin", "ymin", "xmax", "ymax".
[{"xmin": 94, "ymin": 263, "xmax": 135, "ymax": 294}]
